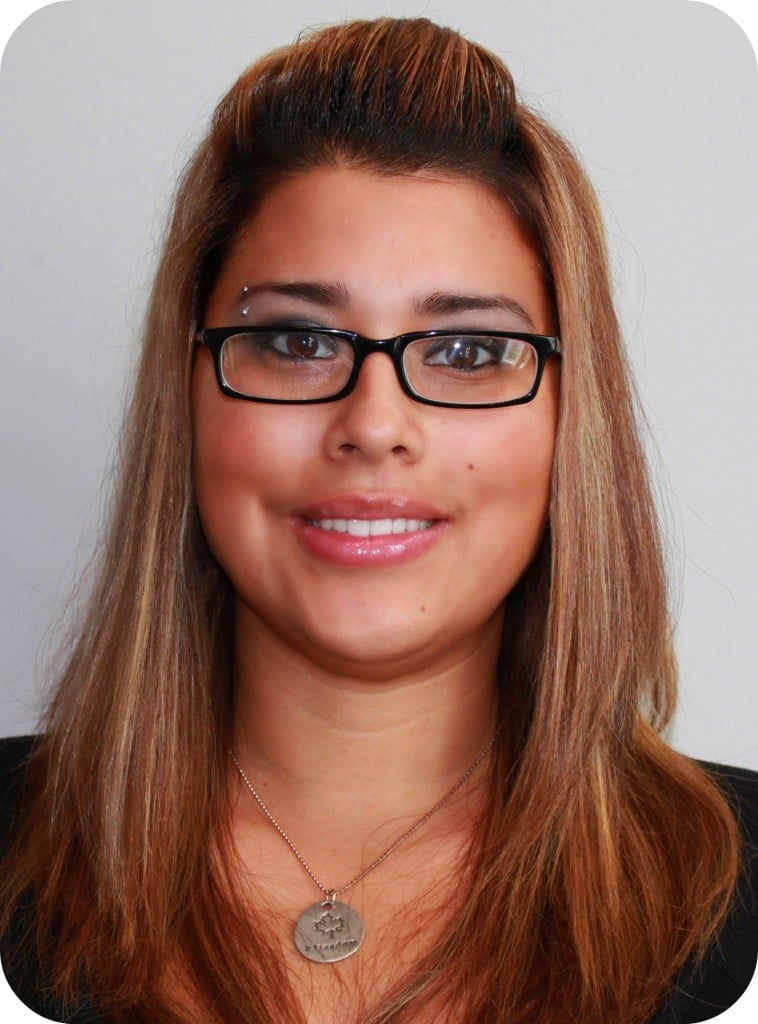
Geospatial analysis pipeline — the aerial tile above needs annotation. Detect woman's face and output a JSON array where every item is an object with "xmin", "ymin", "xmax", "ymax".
[{"xmin": 192, "ymin": 166, "xmax": 559, "ymax": 679}]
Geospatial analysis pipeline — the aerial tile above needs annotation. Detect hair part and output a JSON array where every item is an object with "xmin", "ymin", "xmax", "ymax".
[{"xmin": 1, "ymin": 17, "xmax": 740, "ymax": 1024}]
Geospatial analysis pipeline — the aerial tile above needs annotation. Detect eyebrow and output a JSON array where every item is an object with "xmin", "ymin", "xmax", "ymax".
[
  {"xmin": 238, "ymin": 281, "xmax": 350, "ymax": 306},
  {"xmin": 236, "ymin": 281, "xmax": 536, "ymax": 330},
  {"xmin": 414, "ymin": 291, "xmax": 536, "ymax": 329}
]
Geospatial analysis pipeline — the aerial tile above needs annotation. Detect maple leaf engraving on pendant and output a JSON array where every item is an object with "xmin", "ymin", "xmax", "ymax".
[{"xmin": 314, "ymin": 911, "xmax": 345, "ymax": 939}]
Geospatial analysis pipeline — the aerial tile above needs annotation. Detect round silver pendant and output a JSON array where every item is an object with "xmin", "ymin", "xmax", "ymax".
[{"xmin": 294, "ymin": 898, "xmax": 365, "ymax": 963}]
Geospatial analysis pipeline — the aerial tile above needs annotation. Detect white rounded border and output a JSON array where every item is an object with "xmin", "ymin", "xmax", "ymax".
[{"xmin": 0, "ymin": 1, "xmax": 755, "ymax": 1021}]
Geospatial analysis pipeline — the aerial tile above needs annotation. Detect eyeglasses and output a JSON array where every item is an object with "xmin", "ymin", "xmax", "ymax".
[{"xmin": 194, "ymin": 326, "xmax": 561, "ymax": 408}]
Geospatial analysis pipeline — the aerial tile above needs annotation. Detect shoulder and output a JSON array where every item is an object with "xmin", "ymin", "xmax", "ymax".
[
  {"xmin": 0, "ymin": 735, "xmax": 38, "ymax": 778},
  {"xmin": 0, "ymin": 735, "xmax": 104, "ymax": 1022},
  {"xmin": 701, "ymin": 761, "xmax": 758, "ymax": 842},
  {"xmin": 651, "ymin": 760, "xmax": 758, "ymax": 1023},
  {"xmin": 0, "ymin": 735, "xmax": 40, "ymax": 845}
]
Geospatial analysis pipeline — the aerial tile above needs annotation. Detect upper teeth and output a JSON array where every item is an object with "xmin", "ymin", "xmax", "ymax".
[{"xmin": 309, "ymin": 518, "xmax": 433, "ymax": 537}]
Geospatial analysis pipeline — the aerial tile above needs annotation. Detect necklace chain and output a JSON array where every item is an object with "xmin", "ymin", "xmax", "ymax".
[{"xmin": 231, "ymin": 733, "xmax": 496, "ymax": 901}]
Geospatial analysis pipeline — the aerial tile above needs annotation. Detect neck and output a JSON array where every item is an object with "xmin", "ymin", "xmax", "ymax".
[{"xmin": 231, "ymin": 607, "xmax": 500, "ymax": 826}]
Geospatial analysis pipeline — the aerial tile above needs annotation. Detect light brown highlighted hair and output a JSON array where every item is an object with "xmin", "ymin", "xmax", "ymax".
[{"xmin": 1, "ymin": 17, "xmax": 740, "ymax": 1024}]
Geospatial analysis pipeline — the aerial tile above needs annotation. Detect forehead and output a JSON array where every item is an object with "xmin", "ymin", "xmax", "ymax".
[{"xmin": 205, "ymin": 166, "xmax": 554, "ymax": 334}]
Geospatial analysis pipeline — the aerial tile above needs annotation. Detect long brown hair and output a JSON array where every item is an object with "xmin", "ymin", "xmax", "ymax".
[{"xmin": 1, "ymin": 17, "xmax": 740, "ymax": 1024}]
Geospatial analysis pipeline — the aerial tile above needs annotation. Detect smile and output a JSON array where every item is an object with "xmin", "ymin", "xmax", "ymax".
[{"xmin": 306, "ymin": 518, "xmax": 436, "ymax": 537}]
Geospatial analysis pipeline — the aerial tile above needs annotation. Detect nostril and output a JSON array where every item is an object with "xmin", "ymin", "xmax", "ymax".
[{"xmin": 335, "ymin": 440, "xmax": 410, "ymax": 458}]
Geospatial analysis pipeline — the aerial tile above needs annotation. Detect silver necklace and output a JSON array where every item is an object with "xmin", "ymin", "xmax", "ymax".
[{"xmin": 231, "ymin": 735, "xmax": 495, "ymax": 964}]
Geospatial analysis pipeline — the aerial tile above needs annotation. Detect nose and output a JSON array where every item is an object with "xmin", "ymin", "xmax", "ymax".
[{"xmin": 323, "ymin": 352, "xmax": 425, "ymax": 463}]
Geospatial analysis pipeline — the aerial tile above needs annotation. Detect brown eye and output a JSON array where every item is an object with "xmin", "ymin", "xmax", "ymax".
[
  {"xmin": 422, "ymin": 336, "xmax": 503, "ymax": 370},
  {"xmin": 284, "ymin": 333, "xmax": 324, "ymax": 358},
  {"xmin": 262, "ymin": 331, "xmax": 337, "ymax": 360},
  {"xmin": 446, "ymin": 342, "xmax": 479, "ymax": 369}
]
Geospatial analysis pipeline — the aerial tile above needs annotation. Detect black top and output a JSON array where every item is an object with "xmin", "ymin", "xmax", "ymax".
[{"xmin": 1, "ymin": 734, "xmax": 757, "ymax": 1023}]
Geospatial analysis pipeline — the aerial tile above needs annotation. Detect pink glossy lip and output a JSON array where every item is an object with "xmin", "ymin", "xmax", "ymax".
[
  {"xmin": 297, "ymin": 494, "xmax": 445, "ymax": 521},
  {"xmin": 291, "ymin": 494, "xmax": 449, "ymax": 567}
]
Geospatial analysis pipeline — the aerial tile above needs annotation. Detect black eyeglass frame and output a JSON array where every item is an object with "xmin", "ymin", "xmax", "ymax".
[{"xmin": 194, "ymin": 326, "xmax": 561, "ymax": 409}]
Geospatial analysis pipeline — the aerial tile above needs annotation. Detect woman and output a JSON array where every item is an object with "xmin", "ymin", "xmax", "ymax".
[{"xmin": 1, "ymin": 16, "xmax": 756, "ymax": 1024}]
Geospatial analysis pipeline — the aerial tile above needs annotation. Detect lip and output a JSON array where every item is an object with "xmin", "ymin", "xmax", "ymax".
[
  {"xmin": 297, "ymin": 494, "xmax": 446, "ymax": 521},
  {"xmin": 292, "ymin": 494, "xmax": 449, "ymax": 566}
]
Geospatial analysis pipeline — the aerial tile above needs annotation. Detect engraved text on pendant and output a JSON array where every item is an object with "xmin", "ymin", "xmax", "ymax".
[{"xmin": 294, "ymin": 899, "xmax": 365, "ymax": 963}]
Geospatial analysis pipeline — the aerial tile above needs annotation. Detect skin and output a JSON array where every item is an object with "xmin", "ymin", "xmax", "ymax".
[{"xmin": 190, "ymin": 165, "xmax": 559, "ymax": 1017}]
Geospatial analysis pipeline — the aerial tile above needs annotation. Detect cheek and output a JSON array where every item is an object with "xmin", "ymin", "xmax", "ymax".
[
  {"xmin": 192, "ymin": 371, "xmax": 250, "ymax": 516},
  {"xmin": 483, "ymin": 443, "xmax": 553, "ymax": 527},
  {"xmin": 455, "ymin": 412, "xmax": 556, "ymax": 564},
  {"xmin": 191, "ymin": 358, "xmax": 310, "ymax": 508},
  {"xmin": 191, "ymin": 362, "xmax": 284, "ymax": 547},
  {"xmin": 498, "ymin": 374, "xmax": 559, "ymax": 530}
]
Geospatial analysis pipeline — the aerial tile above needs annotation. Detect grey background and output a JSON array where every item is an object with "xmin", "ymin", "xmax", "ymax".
[{"xmin": 1, "ymin": 0, "xmax": 757, "ymax": 768}]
